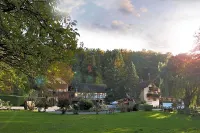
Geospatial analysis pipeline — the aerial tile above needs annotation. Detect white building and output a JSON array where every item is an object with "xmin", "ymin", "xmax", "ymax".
[
  {"xmin": 140, "ymin": 83, "xmax": 161, "ymax": 107},
  {"xmin": 73, "ymin": 83, "xmax": 107, "ymax": 101}
]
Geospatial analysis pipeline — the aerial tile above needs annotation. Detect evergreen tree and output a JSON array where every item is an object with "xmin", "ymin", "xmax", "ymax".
[{"xmin": 125, "ymin": 62, "xmax": 139, "ymax": 98}]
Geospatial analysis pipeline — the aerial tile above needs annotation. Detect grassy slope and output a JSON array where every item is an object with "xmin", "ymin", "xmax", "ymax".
[{"xmin": 0, "ymin": 111, "xmax": 200, "ymax": 133}]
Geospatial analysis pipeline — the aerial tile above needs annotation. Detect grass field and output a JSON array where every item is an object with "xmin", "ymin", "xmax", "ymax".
[{"xmin": 0, "ymin": 111, "xmax": 200, "ymax": 133}]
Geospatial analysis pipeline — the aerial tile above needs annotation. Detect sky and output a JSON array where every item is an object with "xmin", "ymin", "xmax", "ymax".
[{"xmin": 58, "ymin": 0, "xmax": 200, "ymax": 55}]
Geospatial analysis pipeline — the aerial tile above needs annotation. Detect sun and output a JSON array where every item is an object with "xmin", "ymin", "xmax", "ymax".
[{"xmin": 168, "ymin": 20, "xmax": 199, "ymax": 55}]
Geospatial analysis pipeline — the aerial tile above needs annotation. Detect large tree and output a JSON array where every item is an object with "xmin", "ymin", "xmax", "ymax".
[
  {"xmin": 46, "ymin": 62, "xmax": 74, "ymax": 89},
  {"xmin": 0, "ymin": 0, "xmax": 79, "ymax": 77},
  {"xmin": 163, "ymin": 54, "xmax": 200, "ymax": 108},
  {"xmin": 0, "ymin": 62, "xmax": 29, "ymax": 93}
]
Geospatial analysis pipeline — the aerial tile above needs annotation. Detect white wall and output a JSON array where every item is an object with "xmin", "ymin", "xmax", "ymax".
[
  {"xmin": 75, "ymin": 92, "xmax": 106, "ymax": 100},
  {"xmin": 141, "ymin": 86, "xmax": 160, "ymax": 107}
]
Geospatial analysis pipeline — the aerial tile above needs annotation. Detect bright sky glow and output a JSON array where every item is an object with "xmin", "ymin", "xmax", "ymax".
[{"xmin": 58, "ymin": 0, "xmax": 200, "ymax": 55}]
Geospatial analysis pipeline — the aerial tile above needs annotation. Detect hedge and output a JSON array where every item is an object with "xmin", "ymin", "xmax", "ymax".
[
  {"xmin": 144, "ymin": 104, "xmax": 153, "ymax": 111},
  {"xmin": 79, "ymin": 99, "xmax": 94, "ymax": 110},
  {"xmin": 0, "ymin": 95, "xmax": 25, "ymax": 106},
  {"xmin": 138, "ymin": 104, "xmax": 153, "ymax": 111}
]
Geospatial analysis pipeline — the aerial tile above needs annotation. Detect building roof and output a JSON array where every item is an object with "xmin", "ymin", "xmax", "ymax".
[
  {"xmin": 73, "ymin": 83, "xmax": 107, "ymax": 93},
  {"xmin": 138, "ymin": 81, "xmax": 151, "ymax": 90},
  {"xmin": 138, "ymin": 81, "xmax": 160, "ymax": 90}
]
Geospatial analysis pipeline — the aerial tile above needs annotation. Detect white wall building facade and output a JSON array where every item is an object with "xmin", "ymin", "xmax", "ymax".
[{"xmin": 140, "ymin": 84, "xmax": 161, "ymax": 107}]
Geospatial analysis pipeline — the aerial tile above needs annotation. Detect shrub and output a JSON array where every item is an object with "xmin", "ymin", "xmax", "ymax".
[
  {"xmin": 138, "ymin": 104, "xmax": 153, "ymax": 111},
  {"xmin": 138, "ymin": 104, "xmax": 144, "ymax": 110},
  {"xmin": 57, "ymin": 97, "xmax": 70, "ymax": 114},
  {"xmin": 0, "ymin": 99, "xmax": 12, "ymax": 110},
  {"xmin": 35, "ymin": 98, "xmax": 49, "ymax": 112},
  {"xmin": 133, "ymin": 104, "xmax": 139, "ymax": 111},
  {"xmin": 73, "ymin": 104, "xmax": 79, "ymax": 114},
  {"xmin": 143, "ymin": 104, "xmax": 153, "ymax": 111},
  {"xmin": 0, "ymin": 95, "xmax": 25, "ymax": 106},
  {"xmin": 140, "ymin": 101, "xmax": 146, "ymax": 104},
  {"xmin": 78, "ymin": 99, "xmax": 93, "ymax": 110}
]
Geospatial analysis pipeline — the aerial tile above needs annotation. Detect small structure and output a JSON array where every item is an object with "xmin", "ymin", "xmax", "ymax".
[{"xmin": 139, "ymin": 82, "xmax": 161, "ymax": 107}]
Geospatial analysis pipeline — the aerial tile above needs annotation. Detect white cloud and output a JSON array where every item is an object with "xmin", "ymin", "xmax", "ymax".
[
  {"xmin": 63, "ymin": 0, "xmax": 199, "ymax": 54},
  {"xmin": 92, "ymin": 0, "xmax": 120, "ymax": 10},
  {"xmin": 119, "ymin": 0, "xmax": 140, "ymax": 17},
  {"xmin": 119, "ymin": 0, "xmax": 135, "ymax": 14},
  {"xmin": 78, "ymin": 27, "xmax": 146, "ymax": 51},
  {"xmin": 140, "ymin": 7, "xmax": 148, "ymax": 13},
  {"xmin": 111, "ymin": 20, "xmax": 124, "ymax": 27},
  {"xmin": 93, "ymin": 0, "xmax": 143, "ymax": 17},
  {"xmin": 111, "ymin": 20, "xmax": 134, "ymax": 33},
  {"xmin": 57, "ymin": 0, "xmax": 86, "ymax": 13}
]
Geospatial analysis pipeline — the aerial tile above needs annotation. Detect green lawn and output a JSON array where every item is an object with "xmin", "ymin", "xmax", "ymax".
[{"xmin": 0, "ymin": 111, "xmax": 200, "ymax": 133}]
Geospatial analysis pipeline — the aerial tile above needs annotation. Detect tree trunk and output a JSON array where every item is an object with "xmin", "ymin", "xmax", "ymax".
[{"xmin": 183, "ymin": 98, "xmax": 191, "ymax": 114}]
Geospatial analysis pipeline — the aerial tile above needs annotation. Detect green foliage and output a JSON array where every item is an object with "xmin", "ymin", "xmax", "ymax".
[
  {"xmin": 140, "ymin": 101, "xmax": 146, "ymax": 104},
  {"xmin": 138, "ymin": 104, "xmax": 145, "ymax": 110},
  {"xmin": 0, "ymin": 0, "xmax": 79, "ymax": 93},
  {"xmin": 57, "ymin": 97, "xmax": 70, "ymax": 109},
  {"xmin": 143, "ymin": 104, "xmax": 153, "ymax": 111},
  {"xmin": 138, "ymin": 104, "xmax": 153, "ymax": 111},
  {"xmin": 0, "ymin": 63, "xmax": 29, "ymax": 92},
  {"xmin": 57, "ymin": 97, "xmax": 70, "ymax": 114},
  {"xmin": 133, "ymin": 103, "xmax": 139, "ymax": 111},
  {"xmin": 160, "ymin": 54, "xmax": 200, "ymax": 108},
  {"xmin": 0, "ymin": 99, "xmax": 12, "ymax": 109},
  {"xmin": 73, "ymin": 104, "xmax": 79, "ymax": 114},
  {"xmin": 78, "ymin": 99, "xmax": 94, "ymax": 110},
  {"xmin": 125, "ymin": 62, "xmax": 139, "ymax": 98},
  {"xmin": 73, "ymin": 49, "xmax": 169, "ymax": 100},
  {"xmin": 0, "ymin": 95, "xmax": 25, "ymax": 106},
  {"xmin": 35, "ymin": 97, "xmax": 50, "ymax": 111}
]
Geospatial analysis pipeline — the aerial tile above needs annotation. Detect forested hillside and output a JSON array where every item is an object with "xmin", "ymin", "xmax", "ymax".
[
  {"xmin": 71, "ymin": 48, "xmax": 200, "ymax": 107},
  {"xmin": 72, "ymin": 49, "xmax": 170, "ymax": 100}
]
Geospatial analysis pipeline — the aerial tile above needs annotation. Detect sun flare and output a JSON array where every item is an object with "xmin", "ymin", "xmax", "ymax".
[{"xmin": 168, "ymin": 20, "xmax": 200, "ymax": 54}]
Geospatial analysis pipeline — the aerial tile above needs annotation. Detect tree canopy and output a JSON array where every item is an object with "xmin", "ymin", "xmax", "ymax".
[{"xmin": 0, "ymin": 0, "xmax": 79, "ymax": 76}]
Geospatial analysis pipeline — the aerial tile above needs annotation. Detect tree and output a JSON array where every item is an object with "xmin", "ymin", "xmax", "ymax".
[
  {"xmin": 0, "ymin": 62, "xmax": 29, "ymax": 93},
  {"xmin": 125, "ymin": 62, "xmax": 139, "ymax": 98},
  {"xmin": 0, "ymin": 0, "xmax": 79, "ymax": 77},
  {"xmin": 103, "ymin": 50, "xmax": 127, "ymax": 100},
  {"xmin": 163, "ymin": 54, "xmax": 200, "ymax": 109},
  {"xmin": 46, "ymin": 62, "xmax": 74, "ymax": 89}
]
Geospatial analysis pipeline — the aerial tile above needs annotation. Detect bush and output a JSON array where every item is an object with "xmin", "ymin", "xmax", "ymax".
[
  {"xmin": 0, "ymin": 95, "xmax": 25, "ymax": 106},
  {"xmin": 57, "ymin": 97, "xmax": 70, "ymax": 114},
  {"xmin": 138, "ymin": 104, "xmax": 153, "ymax": 111},
  {"xmin": 140, "ymin": 101, "xmax": 146, "ymax": 104},
  {"xmin": 133, "ymin": 104, "xmax": 139, "ymax": 111},
  {"xmin": 78, "ymin": 99, "xmax": 93, "ymax": 110},
  {"xmin": 35, "ymin": 97, "xmax": 49, "ymax": 112},
  {"xmin": 0, "ymin": 99, "xmax": 12, "ymax": 110},
  {"xmin": 143, "ymin": 104, "xmax": 153, "ymax": 111},
  {"xmin": 138, "ymin": 104, "xmax": 144, "ymax": 110},
  {"xmin": 73, "ymin": 104, "xmax": 79, "ymax": 114}
]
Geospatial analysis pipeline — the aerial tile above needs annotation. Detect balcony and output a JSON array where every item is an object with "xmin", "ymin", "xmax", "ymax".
[{"xmin": 146, "ymin": 93, "xmax": 161, "ymax": 98}]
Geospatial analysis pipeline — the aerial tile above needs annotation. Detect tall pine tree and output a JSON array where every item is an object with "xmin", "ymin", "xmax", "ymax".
[{"xmin": 125, "ymin": 62, "xmax": 139, "ymax": 98}]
